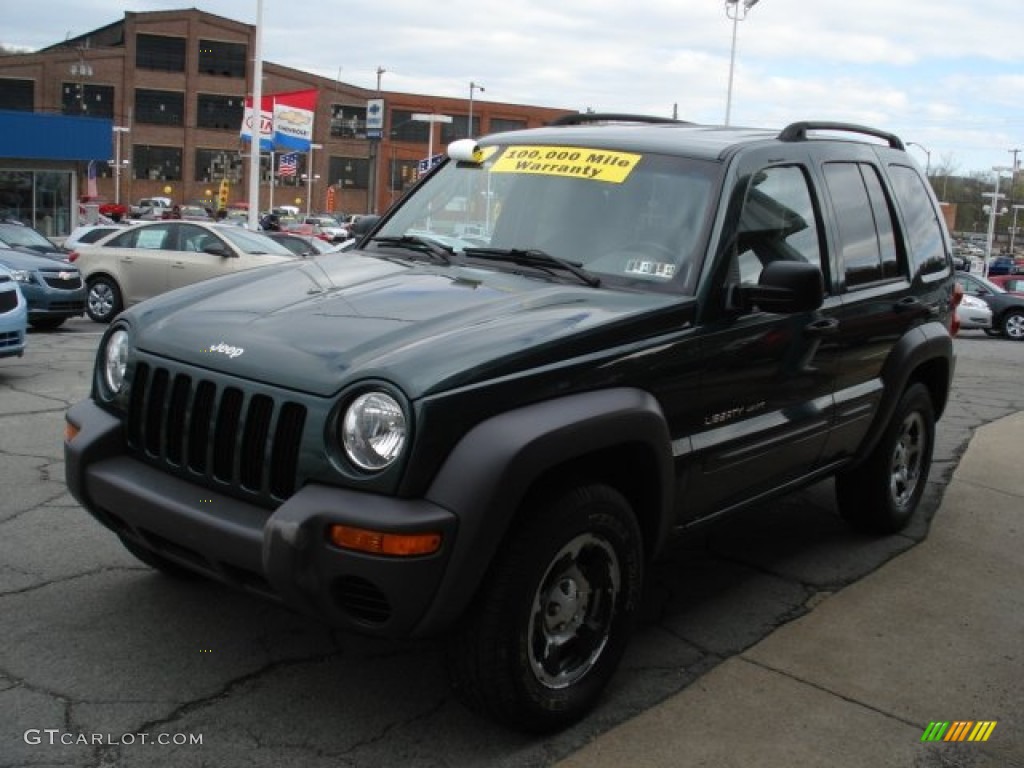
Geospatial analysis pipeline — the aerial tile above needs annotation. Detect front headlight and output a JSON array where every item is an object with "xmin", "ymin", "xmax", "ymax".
[
  {"xmin": 342, "ymin": 392, "xmax": 407, "ymax": 471},
  {"xmin": 10, "ymin": 269, "xmax": 33, "ymax": 283},
  {"xmin": 102, "ymin": 328, "xmax": 130, "ymax": 395}
]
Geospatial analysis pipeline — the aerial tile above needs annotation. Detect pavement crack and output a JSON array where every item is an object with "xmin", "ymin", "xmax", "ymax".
[
  {"xmin": 0, "ymin": 565, "xmax": 146, "ymax": 598},
  {"xmin": 737, "ymin": 655, "xmax": 923, "ymax": 730}
]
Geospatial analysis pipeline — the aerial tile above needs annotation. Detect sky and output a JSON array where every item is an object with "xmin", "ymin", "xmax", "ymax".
[{"xmin": 5, "ymin": 0, "xmax": 1023, "ymax": 179}]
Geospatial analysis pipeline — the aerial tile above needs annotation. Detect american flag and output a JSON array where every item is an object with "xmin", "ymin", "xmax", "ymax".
[{"xmin": 278, "ymin": 152, "xmax": 298, "ymax": 178}]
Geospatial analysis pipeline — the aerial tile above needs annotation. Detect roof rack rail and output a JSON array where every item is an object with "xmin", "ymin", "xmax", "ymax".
[
  {"xmin": 549, "ymin": 113, "xmax": 688, "ymax": 127},
  {"xmin": 778, "ymin": 121, "xmax": 905, "ymax": 150}
]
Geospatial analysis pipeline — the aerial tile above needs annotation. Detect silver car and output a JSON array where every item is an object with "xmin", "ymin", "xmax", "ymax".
[{"xmin": 71, "ymin": 221, "xmax": 296, "ymax": 322}]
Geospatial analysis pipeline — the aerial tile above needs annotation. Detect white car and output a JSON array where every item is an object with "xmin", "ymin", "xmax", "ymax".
[
  {"xmin": 70, "ymin": 221, "xmax": 296, "ymax": 323},
  {"xmin": 956, "ymin": 293, "xmax": 993, "ymax": 331},
  {"xmin": 63, "ymin": 224, "xmax": 126, "ymax": 250}
]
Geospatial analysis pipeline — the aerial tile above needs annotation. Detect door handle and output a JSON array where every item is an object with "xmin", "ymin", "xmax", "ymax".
[{"xmin": 804, "ymin": 318, "xmax": 839, "ymax": 336}]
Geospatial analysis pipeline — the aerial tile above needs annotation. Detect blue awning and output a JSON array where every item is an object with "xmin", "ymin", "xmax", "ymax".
[{"xmin": 0, "ymin": 110, "xmax": 112, "ymax": 161}]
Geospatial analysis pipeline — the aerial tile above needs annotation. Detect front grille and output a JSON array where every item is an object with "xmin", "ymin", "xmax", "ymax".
[
  {"xmin": 127, "ymin": 361, "xmax": 307, "ymax": 504},
  {"xmin": 0, "ymin": 290, "xmax": 17, "ymax": 312},
  {"xmin": 42, "ymin": 273, "xmax": 83, "ymax": 290}
]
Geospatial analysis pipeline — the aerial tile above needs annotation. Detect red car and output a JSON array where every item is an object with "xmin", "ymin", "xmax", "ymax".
[
  {"xmin": 988, "ymin": 274, "xmax": 1024, "ymax": 296},
  {"xmin": 79, "ymin": 196, "xmax": 129, "ymax": 222}
]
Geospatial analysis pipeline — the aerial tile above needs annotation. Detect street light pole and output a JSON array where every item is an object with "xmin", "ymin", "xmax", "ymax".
[
  {"xmin": 906, "ymin": 141, "xmax": 931, "ymax": 177},
  {"xmin": 983, "ymin": 166, "xmax": 1013, "ymax": 277},
  {"xmin": 468, "ymin": 81, "xmax": 485, "ymax": 138},
  {"xmin": 306, "ymin": 142, "xmax": 322, "ymax": 217},
  {"xmin": 723, "ymin": 0, "xmax": 759, "ymax": 126},
  {"xmin": 112, "ymin": 126, "xmax": 129, "ymax": 206},
  {"xmin": 1010, "ymin": 204, "xmax": 1024, "ymax": 254}
]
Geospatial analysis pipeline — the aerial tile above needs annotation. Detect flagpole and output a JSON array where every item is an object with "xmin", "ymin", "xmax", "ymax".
[
  {"xmin": 246, "ymin": 0, "xmax": 264, "ymax": 230},
  {"xmin": 270, "ymin": 150, "xmax": 276, "ymax": 212}
]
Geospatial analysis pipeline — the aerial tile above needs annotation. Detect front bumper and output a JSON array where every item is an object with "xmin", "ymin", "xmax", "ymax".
[{"xmin": 65, "ymin": 399, "xmax": 458, "ymax": 638}]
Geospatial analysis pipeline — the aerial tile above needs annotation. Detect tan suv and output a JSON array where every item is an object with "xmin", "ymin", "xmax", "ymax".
[{"xmin": 71, "ymin": 220, "xmax": 295, "ymax": 322}]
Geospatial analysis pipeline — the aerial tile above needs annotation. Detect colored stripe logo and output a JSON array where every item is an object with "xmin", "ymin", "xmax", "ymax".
[{"xmin": 921, "ymin": 721, "xmax": 997, "ymax": 742}]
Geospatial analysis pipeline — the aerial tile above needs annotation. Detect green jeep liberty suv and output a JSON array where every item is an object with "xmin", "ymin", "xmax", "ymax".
[{"xmin": 66, "ymin": 117, "xmax": 956, "ymax": 731}]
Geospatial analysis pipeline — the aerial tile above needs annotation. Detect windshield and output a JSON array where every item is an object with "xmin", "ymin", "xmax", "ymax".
[
  {"xmin": 373, "ymin": 145, "xmax": 719, "ymax": 292},
  {"xmin": 216, "ymin": 225, "xmax": 295, "ymax": 256},
  {"xmin": 0, "ymin": 224, "xmax": 56, "ymax": 249}
]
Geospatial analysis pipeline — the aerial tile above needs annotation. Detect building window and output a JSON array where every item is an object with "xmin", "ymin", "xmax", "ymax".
[
  {"xmin": 136, "ymin": 34, "xmax": 186, "ymax": 72},
  {"xmin": 0, "ymin": 78, "xmax": 34, "ymax": 111},
  {"xmin": 389, "ymin": 110, "xmax": 429, "ymax": 143},
  {"xmin": 133, "ymin": 145, "xmax": 183, "ymax": 181},
  {"xmin": 195, "ymin": 149, "xmax": 244, "ymax": 183},
  {"xmin": 198, "ymin": 39, "xmax": 247, "ymax": 78},
  {"xmin": 135, "ymin": 89, "xmax": 185, "ymax": 126},
  {"xmin": 329, "ymin": 104, "xmax": 367, "ymax": 138},
  {"xmin": 389, "ymin": 158, "xmax": 418, "ymax": 192},
  {"xmin": 197, "ymin": 93, "xmax": 243, "ymax": 131},
  {"xmin": 490, "ymin": 118, "xmax": 527, "ymax": 133},
  {"xmin": 61, "ymin": 82, "xmax": 114, "ymax": 118},
  {"xmin": 328, "ymin": 157, "xmax": 368, "ymax": 189}
]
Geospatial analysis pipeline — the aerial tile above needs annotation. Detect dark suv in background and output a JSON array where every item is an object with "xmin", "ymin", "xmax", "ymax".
[{"xmin": 66, "ymin": 117, "xmax": 956, "ymax": 731}]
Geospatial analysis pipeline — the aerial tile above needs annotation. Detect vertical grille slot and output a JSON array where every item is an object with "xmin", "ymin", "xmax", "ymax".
[
  {"xmin": 165, "ymin": 374, "xmax": 192, "ymax": 466},
  {"xmin": 240, "ymin": 394, "xmax": 273, "ymax": 491},
  {"xmin": 212, "ymin": 387, "xmax": 243, "ymax": 482},
  {"xmin": 144, "ymin": 368, "xmax": 170, "ymax": 457},
  {"xmin": 124, "ymin": 361, "xmax": 307, "ymax": 506},
  {"xmin": 188, "ymin": 381, "xmax": 216, "ymax": 474},
  {"xmin": 270, "ymin": 403, "xmax": 306, "ymax": 499}
]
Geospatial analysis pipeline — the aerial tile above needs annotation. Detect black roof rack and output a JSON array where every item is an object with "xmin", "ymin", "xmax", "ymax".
[
  {"xmin": 549, "ymin": 113, "xmax": 688, "ymax": 127},
  {"xmin": 778, "ymin": 121, "xmax": 905, "ymax": 150}
]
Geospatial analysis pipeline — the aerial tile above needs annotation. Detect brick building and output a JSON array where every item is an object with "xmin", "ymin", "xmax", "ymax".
[{"xmin": 0, "ymin": 8, "xmax": 574, "ymax": 234}]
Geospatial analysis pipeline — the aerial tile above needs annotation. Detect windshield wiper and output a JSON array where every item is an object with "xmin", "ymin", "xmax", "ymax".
[
  {"xmin": 369, "ymin": 235, "xmax": 453, "ymax": 264},
  {"xmin": 462, "ymin": 247, "xmax": 601, "ymax": 287}
]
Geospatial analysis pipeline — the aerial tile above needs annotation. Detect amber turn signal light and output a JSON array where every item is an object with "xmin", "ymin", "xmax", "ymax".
[
  {"xmin": 328, "ymin": 525, "xmax": 442, "ymax": 557},
  {"xmin": 64, "ymin": 420, "xmax": 80, "ymax": 443}
]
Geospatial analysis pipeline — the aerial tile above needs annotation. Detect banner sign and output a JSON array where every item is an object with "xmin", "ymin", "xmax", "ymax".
[
  {"xmin": 273, "ymin": 89, "xmax": 318, "ymax": 152},
  {"xmin": 366, "ymin": 98, "xmax": 384, "ymax": 139},
  {"xmin": 240, "ymin": 95, "xmax": 274, "ymax": 151}
]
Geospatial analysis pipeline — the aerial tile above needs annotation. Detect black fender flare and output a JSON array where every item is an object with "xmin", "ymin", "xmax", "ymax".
[
  {"xmin": 413, "ymin": 387, "xmax": 673, "ymax": 636},
  {"xmin": 854, "ymin": 321, "xmax": 953, "ymax": 464}
]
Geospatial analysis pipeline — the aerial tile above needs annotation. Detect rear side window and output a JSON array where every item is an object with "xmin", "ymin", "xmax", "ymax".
[
  {"xmin": 887, "ymin": 164, "xmax": 947, "ymax": 277},
  {"xmin": 823, "ymin": 162, "xmax": 901, "ymax": 289}
]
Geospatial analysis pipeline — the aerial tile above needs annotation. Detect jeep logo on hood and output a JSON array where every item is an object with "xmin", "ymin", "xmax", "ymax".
[{"xmin": 205, "ymin": 342, "xmax": 244, "ymax": 358}]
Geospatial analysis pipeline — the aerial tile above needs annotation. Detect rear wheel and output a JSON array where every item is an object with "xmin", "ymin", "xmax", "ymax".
[
  {"xmin": 1002, "ymin": 310, "xmax": 1024, "ymax": 340},
  {"xmin": 86, "ymin": 276, "xmax": 122, "ymax": 323},
  {"xmin": 445, "ymin": 483, "xmax": 643, "ymax": 732},
  {"xmin": 836, "ymin": 383, "xmax": 934, "ymax": 534}
]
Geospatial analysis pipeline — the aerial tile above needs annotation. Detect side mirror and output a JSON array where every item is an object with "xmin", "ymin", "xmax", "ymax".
[
  {"xmin": 203, "ymin": 244, "xmax": 234, "ymax": 258},
  {"xmin": 736, "ymin": 261, "xmax": 824, "ymax": 314}
]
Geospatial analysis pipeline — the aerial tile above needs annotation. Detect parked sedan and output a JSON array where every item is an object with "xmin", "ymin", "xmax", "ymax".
[
  {"xmin": 955, "ymin": 272, "xmax": 1024, "ymax": 340},
  {"xmin": 0, "ymin": 246, "xmax": 86, "ymax": 329},
  {"xmin": 263, "ymin": 231, "xmax": 340, "ymax": 258},
  {"xmin": 70, "ymin": 220, "xmax": 296, "ymax": 323},
  {"xmin": 0, "ymin": 264, "xmax": 28, "ymax": 358},
  {"xmin": 955, "ymin": 294, "xmax": 993, "ymax": 332}
]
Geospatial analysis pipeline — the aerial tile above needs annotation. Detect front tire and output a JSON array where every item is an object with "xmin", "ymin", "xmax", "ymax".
[
  {"xmin": 445, "ymin": 483, "xmax": 643, "ymax": 732},
  {"xmin": 86, "ymin": 276, "xmax": 122, "ymax": 323},
  {"xmin": 836, "ymin": 383, "xmax": 934, "ymax": 534}
]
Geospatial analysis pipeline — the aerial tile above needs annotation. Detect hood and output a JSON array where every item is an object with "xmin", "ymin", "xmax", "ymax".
[
  {"xmin": 0, "ymin": 247, "xmax": 76, "ymax": 271},
  {"xmin": 129, "ymin": 251, "xmax": 684, "ymax": 398}
]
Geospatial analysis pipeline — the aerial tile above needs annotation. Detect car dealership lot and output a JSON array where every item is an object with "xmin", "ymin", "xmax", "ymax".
[{"xmin": 2, "ymin": 319, "xmax": 1023, "ymax": 767}]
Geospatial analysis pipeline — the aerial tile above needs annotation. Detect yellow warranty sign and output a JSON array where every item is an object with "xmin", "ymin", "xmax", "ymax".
[{"xmin": 491, "ymin": 146, "xmax": 641, "ymax": 183}]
